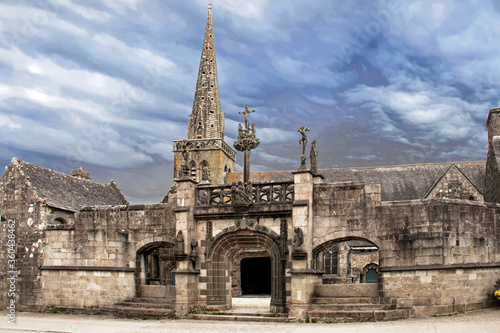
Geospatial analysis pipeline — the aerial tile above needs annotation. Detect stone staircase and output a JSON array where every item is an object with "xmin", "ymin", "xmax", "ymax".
[
  {"xmin": 190, "ymin": 296, "xmax": 288, "ymax": 323},
  {"xmin": 308, "ymin": 284, "xmax": 413, "ymax": 322},
  {"xmin": 112, "ymin": 285, "xmax": 175, "ymax": 319}
]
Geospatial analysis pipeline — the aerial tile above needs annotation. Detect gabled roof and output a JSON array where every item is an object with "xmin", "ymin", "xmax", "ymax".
[
  {"xmin": 424, "ymin": 164, "xmax": 483, "ymax": 200},
  {"xmin": 7, "ymin": 158, "xmax": 128, "ymax": 212},
  {"xmin": 226, "ymin": 161, "xmax": 486, "ymax": 202}
]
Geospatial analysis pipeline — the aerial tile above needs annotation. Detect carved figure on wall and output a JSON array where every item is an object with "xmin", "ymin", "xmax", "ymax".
[
  {"xmin": 190, "ymin": 239, "xmax": 198, "ymax": 269},
  {"xmin": 232, "ymin": 181, "xmax": 252, "ymax": 205},
  {"xmin": 202, "ymin": 164, "xmax": 210, "ymax": 182},
  {"xmin": 179, "ymin": 139, "xmax": 191, "ymax": 177},
  {"xmin": 310, "ymin": 139, "xmax": 318, "ymax": 174},
  {"xmin": 293, "ymin": 227, "xmax": 304, "ymax": 251},
  {"xmin": 175, "ymin": 230, "xmax": 185, "ymax": 254}
]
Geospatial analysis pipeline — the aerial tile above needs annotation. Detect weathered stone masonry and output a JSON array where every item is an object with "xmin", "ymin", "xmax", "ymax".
[{"xmin": 1, "ymin": 6, "xmax": 499, "ymax": 321}]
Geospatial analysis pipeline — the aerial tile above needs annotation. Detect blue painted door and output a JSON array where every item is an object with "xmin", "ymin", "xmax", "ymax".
[{"xmin": 366, "ymin": 268, "xmax": 378, "ymax": 283}]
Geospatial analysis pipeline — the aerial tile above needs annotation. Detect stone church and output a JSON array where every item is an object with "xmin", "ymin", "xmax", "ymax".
[{"xmin": 1, "ymin": 6, "xmax": 499, "ymax": 321}]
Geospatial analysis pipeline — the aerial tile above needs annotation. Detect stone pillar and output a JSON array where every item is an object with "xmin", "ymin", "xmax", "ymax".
[
  {"xmin": 173, "ymin": 178, "xmax": 200, "ymax": 315},
  {"xmin": 485, "ymin": 108, "xmax": 500, "ymax": 202},
  {"xmin": 291, "ymin": 169, "xmax": 314, "ymax": 265},
  {"xmin": 288, "ymin": 269, "xmax": 323, "ymax": 319},
  {"xmin": 288, "ymin": 168, "xmax": 322, "ymax": 319}
]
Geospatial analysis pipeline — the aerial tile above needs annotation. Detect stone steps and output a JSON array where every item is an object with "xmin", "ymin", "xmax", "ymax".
[
  {"xmin": 308, "ymin": 308, "xmax": 413, "ymax": 322},
  {"xmin": 308, "ymin": 290, "xmax": 413, "ymax": 322},
  {"xmin": 112, "ymin": 297, "xmax": 175, "ymax": 318},
  {"xmin": 191, "ymin": 313, "xmax": 288, "ymax": 322},
  {"xmin": 112, "ymin": 305, "xmax": 175, "ymax": 318},
  {"xmin": 311, "ymin": 297, "xmax": 382, "ymax": 304},
  {"xmin": 310, "ymin": 303, "xmax": 387, "ymax": 311}
]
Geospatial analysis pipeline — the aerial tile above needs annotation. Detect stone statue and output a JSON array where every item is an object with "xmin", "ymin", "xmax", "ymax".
[
  {"xmin": 232, "ymin": 181, "xmax": 252, "ymax": 205},
  {"xmin": 202, "ymin": 164, "xmax": 210, "ymax": 181},
  {"xmin": 175, "ymin": 230, "xmax": 185, "ymax": 254},
  {"xmin": 310, "ymin": 139, "xmax": 318, "ymax": 174},
  {"xmin": 190, "ymin": 239, "xmax": 198, "ymax": 269},
  {"xmin": 298, "ymin": 125, "xmax": 310, "ymax": 155},
  {"xmin": 293, "ymin": 227, "xmax": 304, "ymax": 251},
  {"xmin": 239, "ymin": 104, "xmax": 255, "ymax": 131},
  {"xmin": 181, "ymin": 139, "xmax": 189, "ymax": 161},
  {"xmin": 234, "ymin": 104, "xmax": 260, "ymax": 184}
]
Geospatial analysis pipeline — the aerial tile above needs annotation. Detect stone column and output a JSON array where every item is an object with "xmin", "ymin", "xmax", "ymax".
[
  {"xmin": 288, "ymin": 168, "xmax": 322, "ymax": 319},
  {"xmin": 173, "ymin": 178, "xmax": 200, "ymax": 315}
]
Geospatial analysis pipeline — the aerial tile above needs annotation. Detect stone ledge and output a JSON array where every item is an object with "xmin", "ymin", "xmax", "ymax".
[
  {"xmin": 292, "ymin": 200, "xmax": 309, "ymax": 207},
  {"xmin": 380, "ymin": 262, "xmax": 500, "ymax": 272},
  {"xmin": 288, "ymin": 268, "xmax": 323, "ymax": 274},
  {"xmin": 39, "ymin": 266, "xmax": 135, "ymax": 272},
  {"xmin": 172, "ymin": 268, "xmax": 200, "ymax": 274}
]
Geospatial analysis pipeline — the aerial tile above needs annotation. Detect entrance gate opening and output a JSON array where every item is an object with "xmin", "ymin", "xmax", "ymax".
[{"xmin": 241, "ymin": 257, "xmax": 271, "ymax": 295}]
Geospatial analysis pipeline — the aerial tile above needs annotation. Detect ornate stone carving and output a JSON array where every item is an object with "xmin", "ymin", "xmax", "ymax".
[
  {"xmin": 234, "ymin": 104, "xmax": 260, "ymax": 183},
  {"xmin": 298, "ymin": 125, "xmax": 310, "ymax": 168},
  {"xmin": 178, "ymin": 139, "xmax": 191, "ymax": 177},
  {"xmin": 310, "ymin": 139, "xmax": 318, "ymax": 174},
  {"xmin": 292, "ymin": 227, "xmax": 307, "ymax": 260},
  {"xmin": 175, "ymin": 230, "xmax": 185, "ymax": 254},
  {"xmin": 190, "ymin": 239, "xmax": 198, "ymax": 269},
  {"xmin": 293, "ymin": 227, "xmax": 304, "ymax": 251},
  {"xmin": 234, "ymin": 217, "xmax": 257, "ymax": 230}
]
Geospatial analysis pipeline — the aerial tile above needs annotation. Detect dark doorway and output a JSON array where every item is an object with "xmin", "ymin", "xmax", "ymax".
[{"xmin": 240, "ymin": 257, "xmax": 271, "ymax": 295}]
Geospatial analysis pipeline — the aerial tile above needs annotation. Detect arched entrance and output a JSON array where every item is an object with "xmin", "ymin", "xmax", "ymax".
[
  {"xmin": 136, "ymin": 242, "xmax": 176, "ymax": 299},
  {"xmin": 241, "ymin": 257, "xmax": 271, "ymax": 295},
  {"xmin": 313, "ymin": 237, "xmax": 379, "ymax": 284},
  {"xmin": 206, "ymin": 228, "xmax": 286, "ymax": 311}
]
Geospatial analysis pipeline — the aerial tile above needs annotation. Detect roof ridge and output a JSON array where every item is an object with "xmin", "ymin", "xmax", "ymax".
[
  {"xmin": 14, "ymin": 157, "xmax": 108, "ymax": 186},
  {"xmin": 229, "ymin": 161, "xmax": 486, "ymax": 176}
]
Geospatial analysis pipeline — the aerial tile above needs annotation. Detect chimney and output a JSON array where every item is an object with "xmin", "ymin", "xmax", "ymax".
[{"xmin": 71, "ymin": 166, "xmax": 91, "ymax": 180}]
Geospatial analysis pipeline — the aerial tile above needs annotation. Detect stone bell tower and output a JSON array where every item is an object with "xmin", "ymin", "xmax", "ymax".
[{"xmin": 173, "ymin": 4, "xmax": 236, "ymax": 184}]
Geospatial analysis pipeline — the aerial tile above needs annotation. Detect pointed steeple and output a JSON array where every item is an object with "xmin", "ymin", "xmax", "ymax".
[{"xmin": 188, "ymin": 4, "xmax": 224, "ymax": 140}]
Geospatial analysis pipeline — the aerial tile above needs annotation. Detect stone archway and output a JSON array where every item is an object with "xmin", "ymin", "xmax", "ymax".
[
  {"xmin": 136, "ymin": 241, "xmax": 176, "ymax": 299},
  {"xmin": 206, "ymin": 228, "xmax": 286, "ymax": 311},
  {"xmin": 313, "ymin": 237, "xmax": 379, "ymax": 284}
]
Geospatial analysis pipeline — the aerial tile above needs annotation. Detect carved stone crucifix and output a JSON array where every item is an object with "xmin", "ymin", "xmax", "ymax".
[{"xmin": 234, "ymin": 104, "xmax": 260, "ymax": 184}]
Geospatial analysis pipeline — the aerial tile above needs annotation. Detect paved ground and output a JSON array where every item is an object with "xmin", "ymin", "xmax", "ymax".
[{"xmin": 0, "ymin": 307, "xmax": 499, "ymax": 333}]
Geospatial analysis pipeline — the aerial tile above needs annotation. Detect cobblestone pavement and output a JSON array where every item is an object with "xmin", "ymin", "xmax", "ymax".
[{"xmin": 0, "ymin": 308, "xmax": 499, "ymax": 333}]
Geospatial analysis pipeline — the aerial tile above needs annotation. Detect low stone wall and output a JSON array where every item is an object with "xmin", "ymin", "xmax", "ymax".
[
  {"xmin": 380, "ymin": 265, "xmax": 500, "ymax": 315},
  {"xmin": 314, "ymin": 283, "xmax": 379, "ymax": 298},
  {"xmin": 40, "ymin": 269, "xmax": 135, "ymax": 309}
]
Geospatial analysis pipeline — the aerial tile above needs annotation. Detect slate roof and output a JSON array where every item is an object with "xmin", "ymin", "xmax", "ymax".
[
  {"xmin": 10, "ymin": 158, "xmax": 129, "ymax": 212},
  {"xmin": 226, "ymin": 161, "xmax": 486, "ymax": 202}
]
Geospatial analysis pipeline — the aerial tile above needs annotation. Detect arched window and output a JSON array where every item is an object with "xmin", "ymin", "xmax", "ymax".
[{"xmin": 189, "ymin": 161, "xmax": 197, "ymax": 181}]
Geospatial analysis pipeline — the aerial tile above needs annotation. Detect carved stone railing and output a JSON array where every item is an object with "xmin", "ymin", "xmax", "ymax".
[
  {"xmin": 173, "ymin": 139, "xmax": 236, "ymax": 161},
  {"xmin": 196, "ymin": 182, "xmax": 294, "ymax": 207}
]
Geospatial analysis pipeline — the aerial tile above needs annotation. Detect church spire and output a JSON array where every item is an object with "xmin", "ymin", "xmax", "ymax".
[{"xmin": 188, "ymin": 3, "xmax": 224, "ymax": 140}]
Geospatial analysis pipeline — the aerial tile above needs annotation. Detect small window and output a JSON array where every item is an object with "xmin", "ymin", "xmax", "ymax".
[{"xmin": 53, "ymin": 218, "xmax": 66, "ymax": 224}]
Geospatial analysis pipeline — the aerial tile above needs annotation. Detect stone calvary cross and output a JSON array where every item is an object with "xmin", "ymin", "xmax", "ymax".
[{"xmin": 233, "ymin": 104, "xmax": 260, "ymax": 183}]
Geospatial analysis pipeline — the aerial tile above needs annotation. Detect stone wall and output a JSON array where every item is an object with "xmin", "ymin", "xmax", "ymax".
[
  {"xmin": 40, "ymin": 269, "xmax": 135, "ymax": 308},
  {"xmin": 38, "ymin": 199, "xmax": 177, "ymax": 309},
  {"xmin": 0, "ymin": 163, "xmax": 46, "ymax": 310},
  {"xmin": 310, "ymin": 180, "xmax": 500, "ymax": 314},
  {"xmin": 380, "ymin": 267, "xmax": 500, "ymax": 315}
]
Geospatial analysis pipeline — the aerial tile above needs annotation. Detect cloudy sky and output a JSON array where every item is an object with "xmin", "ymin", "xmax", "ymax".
[{"xmin": 0, "ymin": 0, "xmax": 499, "ymax": 203}]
